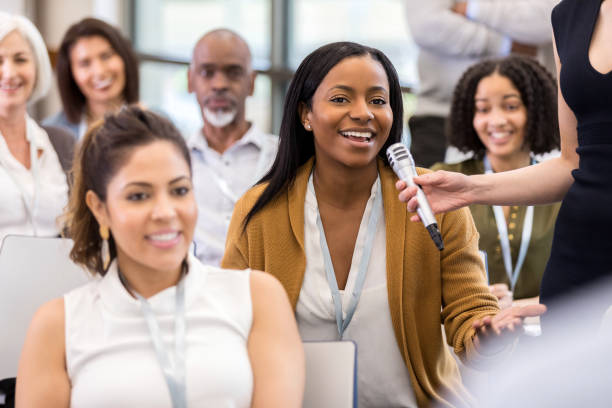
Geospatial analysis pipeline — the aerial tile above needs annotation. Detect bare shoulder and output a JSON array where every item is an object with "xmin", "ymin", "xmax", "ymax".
[
  {"xmin": 28, "ymin": 297, "xmax": 65, "ymax": 339},
  {"xmin": 247, "ymin": 270, "xmax": 304, "ymax": 407},
  {"xmin": 16, "ymin": 298, "xmax": 70, "ymax": 408},
  {"xmin": 249, "ymin": 270, "xmax": 287, "ymax": 302},
  {"xmin": 248, "ymin": 270, "xmax": 296, "ymax": 335},
  {"xmin": 17, "ymin": 298, "xmax": 66, "ymax": 383}
]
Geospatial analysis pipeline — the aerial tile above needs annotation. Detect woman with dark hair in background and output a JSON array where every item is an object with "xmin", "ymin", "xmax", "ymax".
[
  {"xmin": 223, "ymin": 41, "xmax": 544, "ymax": 407},
  {"xmin": 0, "ymin": 12, "xmax": 74, "ymax": 243},
  {"xmin": 432, "ymin": 56, "xmax": 561, "ymax": 309},
  {"xmin": 16, "ymin": 106, "xmax": 304, "ymax": 407},
  {"xmin": 44, "ymin": 18, "xmax": 139, "ymax": 139}
]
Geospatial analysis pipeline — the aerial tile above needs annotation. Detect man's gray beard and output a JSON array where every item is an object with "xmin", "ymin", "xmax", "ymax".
[{"xmin": 203, "ymin": 107, "xmax": 237, "ymax": 128}]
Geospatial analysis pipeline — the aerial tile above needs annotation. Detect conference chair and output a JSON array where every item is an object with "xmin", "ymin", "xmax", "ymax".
[{"xmin": 0, "ymin": 236, "xmax": 91, "ymax": 380}]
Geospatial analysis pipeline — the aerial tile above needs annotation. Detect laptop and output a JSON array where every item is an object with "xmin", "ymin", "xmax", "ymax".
[{"xmin": 303, "ymin": 341, "xmax": 358, "ymax": 408}]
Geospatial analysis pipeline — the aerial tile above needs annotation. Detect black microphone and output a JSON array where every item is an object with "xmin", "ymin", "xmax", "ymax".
[{"xmin": 386, "ymin": 143, "xmax": 444, "ymax": 251}]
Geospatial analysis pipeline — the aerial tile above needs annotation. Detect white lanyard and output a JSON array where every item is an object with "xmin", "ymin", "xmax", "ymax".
[
  {"xmin": 77, "ymin": 117, "xmax": 88, "ymax": 140},
  {"xmin": 195, "ymin": 136, "xmax": 271, "ymax": 204},
  {"xmin": 118, "ymin": 268, "xmax": 187, "ymax": 408},
  {"xmin": 483, "ymin": 156, "xmax": 534, "ymax": 291},
  {"xmin": 309, "ymin": 175, "xmax": 383, "ymax": 339},
  {"xmin": 0, "ymin": 119, "xmax": 41, "ymax": 235}
]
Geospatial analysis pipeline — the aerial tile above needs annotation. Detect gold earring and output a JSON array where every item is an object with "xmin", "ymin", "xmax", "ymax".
[{"xmin": 99, "ymin": 225, "xmax": 111, "ymax": 271}]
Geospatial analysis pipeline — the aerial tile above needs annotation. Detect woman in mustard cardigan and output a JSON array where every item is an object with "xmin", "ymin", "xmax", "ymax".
[{"xmin": 222, "ymin": 42, "xmax": 545, "ymax": 408}]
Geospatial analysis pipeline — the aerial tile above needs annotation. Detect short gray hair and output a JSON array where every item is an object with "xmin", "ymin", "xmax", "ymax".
[{"xmin": 0, "ymin": 12, "xmax": 52, "ymax": 104}]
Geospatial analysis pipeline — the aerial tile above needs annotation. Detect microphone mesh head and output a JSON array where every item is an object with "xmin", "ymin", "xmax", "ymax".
[{"xmin": 386, "ymin": 143, "xmax": 413, "ymax": 170}]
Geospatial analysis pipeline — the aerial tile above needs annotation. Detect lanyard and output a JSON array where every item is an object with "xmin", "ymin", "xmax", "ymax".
[
  {"xmin": 309, "ymin": 175, "xmax": 383, "ymax": 339},
  {"xmin": 483, "ymin": 156, "xmax": 534, "ymax": 291},
  {"xmin": 118, "ymin": 268, "xmax": 187, "ymax": 408},
  {"xmin": 77, "ymin": 117, "xmax": 88, "ymax": 140},
  {"xmin": 195, "ymin": 136, "xmax": 272, "ymax": 204},
  {"xmin": 0, "ymin": 118, "xmax": 41, "ymax": 235}
]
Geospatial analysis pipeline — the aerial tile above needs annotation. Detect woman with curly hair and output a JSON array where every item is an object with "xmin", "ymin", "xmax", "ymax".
[
  {"xmin": 431, "ymin": 56, "xmax": 560, "ymax": 308},
  {"xmin": 398, "ymin": 0, "xmax": 612, "ymax": 332}
]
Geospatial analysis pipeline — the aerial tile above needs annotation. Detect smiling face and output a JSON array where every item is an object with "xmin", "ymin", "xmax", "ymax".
[
  {"xmin": 301, "ymin": 55, "xmax": 393, "ymax": 170},
  {"xmin": 0, "ymin": 30, "xmax": 36, "ymax": 114},
  {"xmin": 87, "ymin": 140, "xmax": 197, "ymax": 277},
  {"xmin": 69, "ymin": 35, "xmax": 126, "ymax": 109},
  {"xmin": 188, "ymin": 32, "xmax": 255, "ymax": 128},
  {"xmin": 473, "ymin": 72, "xmax": 529, "ymax": 161}
]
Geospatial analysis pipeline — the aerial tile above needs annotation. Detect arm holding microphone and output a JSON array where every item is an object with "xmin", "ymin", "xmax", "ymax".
[
  {"xmin": 392, "ymin": 163, "xmax": 552, "ymax": 341},
  {"xmin": 395, "ymin": 156, "xmax": 575, "ymax": 223},
  {"xmin": 387, "ymin": 144, "xmax": 546, "ymax": 353},
  {"xmin": 396, "ymin": 37, "xmax": 579, "ymax": 220}
]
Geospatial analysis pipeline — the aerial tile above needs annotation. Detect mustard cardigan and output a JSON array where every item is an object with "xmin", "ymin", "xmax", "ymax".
[{"xmin": 222, "ymin": 157, "xmax": 499, "ymax": 407}]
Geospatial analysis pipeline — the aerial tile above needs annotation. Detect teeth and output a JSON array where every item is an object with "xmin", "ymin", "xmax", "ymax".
[
  {"xmin": 341, "ymin": 131, "xmax": 373, "ymax": 142},
  {"xmin": 93, "ymin": 78, "xmax": 113, "ymax": 89},
  {"xmin": 490, "ymin": 132, "xmax": 511, "ymax": 139},
  {"xmin": 0, "ymin": 83, "xmax": 20, "ymax": 90},
  {"xmin": 148, "ymin": 232, "xmax": 179, "ymax": 242},
  {"xmin": 342, "ymin": 131, "xmax": 372, "ymax": 138}
]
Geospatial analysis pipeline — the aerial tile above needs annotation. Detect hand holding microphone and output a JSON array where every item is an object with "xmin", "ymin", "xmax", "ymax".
[
  {"xmin": 394, "ymin": 163, "xmax": 475, "ymax": 219},
  {"xmin": 386, "ymin": 143, "xmax": 444, "ymax": 251}
]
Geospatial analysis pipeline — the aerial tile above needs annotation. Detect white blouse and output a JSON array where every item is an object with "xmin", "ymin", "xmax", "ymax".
[
  {"xmin": 297, "ymin": 175, "xmax": 417, "ymax": 408},
  {"xmin": 0, "ymin": 116, "xmax": 68, "ymax": 243},
  {"xmin": 65, "ymin": 255, "xmax": 253, "ymax": 408}
]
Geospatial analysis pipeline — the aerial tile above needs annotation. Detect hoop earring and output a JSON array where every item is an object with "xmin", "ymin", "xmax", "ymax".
[{"xmin": 99, "ymin": 225, "xmax": 111, "ymax": 271}]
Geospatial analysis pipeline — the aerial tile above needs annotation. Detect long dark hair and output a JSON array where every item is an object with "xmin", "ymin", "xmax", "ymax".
[
  {"xmin": 243, "ymin": 41, "xmax": 403, "ymax": 228},
  {"xmin": 448, "ymin": 55, "xmax": 559, "ymax": 157},
  {"xmin": 56, "ymin": 18, "xmax": 140, "ymax": 123}
]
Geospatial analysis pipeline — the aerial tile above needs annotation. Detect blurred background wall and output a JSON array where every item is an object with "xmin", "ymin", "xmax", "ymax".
[{"xmin": 4, "ymin": 0, "xmax": 418, "ymax": 137}]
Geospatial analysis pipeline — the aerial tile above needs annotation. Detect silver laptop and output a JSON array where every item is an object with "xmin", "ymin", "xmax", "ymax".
[
  {"xmin": 0, "ymin": 235, "xmax": 92, "ymax": 379},
  {"xmin": 303, "ymin": 341, "xmax": 357, "ymax": 408}
]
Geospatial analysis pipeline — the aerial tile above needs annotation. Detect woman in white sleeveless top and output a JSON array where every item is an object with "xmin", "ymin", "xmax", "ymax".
[{"xmin": 15, "ymin": 106, "xmax": 304, "ymax": 407}]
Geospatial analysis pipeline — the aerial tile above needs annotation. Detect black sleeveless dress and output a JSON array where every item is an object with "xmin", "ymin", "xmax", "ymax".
[{"xmin": 541, "ymin": 0, "xmax": 612, "ymax": 326}]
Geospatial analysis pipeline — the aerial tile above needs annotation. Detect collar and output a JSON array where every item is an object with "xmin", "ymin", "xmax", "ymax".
[
  {"xmin": 77, "ymin": 115, "xmax": 88, "ymax": 140},
  {"xmin": 187, "ymin": 122, "xmax": 265, "ymax": 153},
  {"xmin": 98, "ymin": 253, "xmax": 203, "ymax": 315},
  {"xmin": 25, "ymin": 115, "xmax": 49, "ymax": 152},
  {"xmin": 289, "ymin": 156, "xmax": 401, "ymax": 247},
  {"xmin": 305, "ymin": 167, "xmax": 382, "ymax": 210}
]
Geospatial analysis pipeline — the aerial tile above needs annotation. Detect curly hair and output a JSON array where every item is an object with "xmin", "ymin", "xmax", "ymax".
[
  {"xmin": 64, "ymin": 106, "xmax": 190, "ymax": 275},
  {"xmin": 448, "ymin": 56, "xmax": 559, "ymax": 157}
]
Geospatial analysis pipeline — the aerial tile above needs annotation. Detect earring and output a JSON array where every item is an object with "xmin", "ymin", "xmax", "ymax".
[
  {"xmin": 99, "ymin": 225, "xmax": 111, "ymax": 271},
  {"xmin": 304, "ymin": 122, "xmax": 312, "ymax": 131}
]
